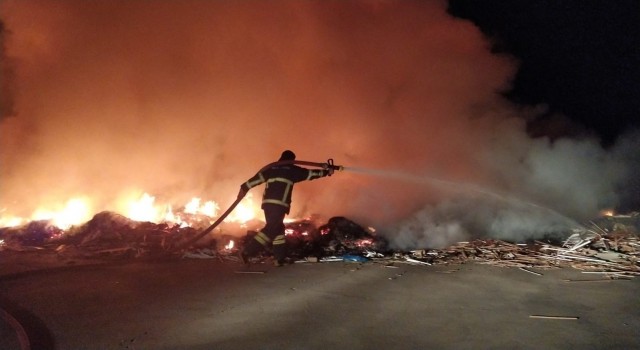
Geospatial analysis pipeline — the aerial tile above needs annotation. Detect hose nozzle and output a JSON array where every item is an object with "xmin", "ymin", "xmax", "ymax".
[{"xmin": 326, "ymin": 158, "xmax": 344, "ymax": 175}]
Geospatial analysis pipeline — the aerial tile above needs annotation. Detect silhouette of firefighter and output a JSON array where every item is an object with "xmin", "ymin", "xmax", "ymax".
[{"xmin": 237, "ymin": 150, "xmax": 336, "ymax": 266}]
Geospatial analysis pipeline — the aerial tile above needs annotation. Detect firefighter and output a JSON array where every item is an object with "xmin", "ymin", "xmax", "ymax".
[{"xmin": 237, "ymin": 150, "xmax": 335, "ymax": 266}]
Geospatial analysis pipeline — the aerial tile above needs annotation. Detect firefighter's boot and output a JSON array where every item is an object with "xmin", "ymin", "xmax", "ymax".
[
  {"xmin": 240, "ymin": 237, "xmax": 262, "ymax": 265},
  {"xmin": 272, "ymin": 234, "xmax": 287, "ymax": 267}
]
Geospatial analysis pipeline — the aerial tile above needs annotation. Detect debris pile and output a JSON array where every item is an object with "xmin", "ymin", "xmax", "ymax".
[
  {"xmin": 283, "ymin": 216, "xmax": 388, "ymax": 259},
  {"xmin": 390, "ymin": 217, "xmax": 639, "ymax": 278},
  {"xmin": 0, "ymin": 212, "xmax": 638, "ymax": 277},
  {"xmin": 0, "ymin": 211, "xmax": 198, "ymax": 258},
  {"xmin": 0, "ymin": 213, "xmax": 387, "ymax": 259}
]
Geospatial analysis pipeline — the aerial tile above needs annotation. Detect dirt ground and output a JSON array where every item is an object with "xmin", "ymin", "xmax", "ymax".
[{"xmin": 1, "ymin": 252, "xmax": 639, "ymax": 350}]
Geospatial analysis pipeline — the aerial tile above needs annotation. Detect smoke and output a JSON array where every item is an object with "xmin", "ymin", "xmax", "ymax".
[
  {"xmin": 0, "ymin": 1, "xmax": 635, "ymax": 248},
  {"xmin": 1, "ymin": 19, "xmax": 16, "ymax": 120}
]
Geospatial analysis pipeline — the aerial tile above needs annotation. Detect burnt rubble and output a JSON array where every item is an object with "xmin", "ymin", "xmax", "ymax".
[{"xmin": 0, "ymin": 212, "xmax": 638, "ymax": 278}]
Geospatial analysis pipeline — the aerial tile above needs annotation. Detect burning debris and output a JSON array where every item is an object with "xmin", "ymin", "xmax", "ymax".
[
  {"xmin": 0, "ymin": 211, "xmax": 638, "ymax": 278},
  {"xmin": 1, "ymin": 211, "xmax": 196, "ymax": 258},
  {"xmin": 0, "ymin": 212, "xmax": 388, "ymax": 259}
]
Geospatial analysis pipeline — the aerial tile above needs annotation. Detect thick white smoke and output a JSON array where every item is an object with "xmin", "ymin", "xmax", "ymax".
[{"xmin": 0, "ymin": 1, "xmax": 635, "ymax": 248}]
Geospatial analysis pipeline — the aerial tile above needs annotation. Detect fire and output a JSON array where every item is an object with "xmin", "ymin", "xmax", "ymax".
[
  {"xmin": 126, "ymin": 193, "xmax": 160, "ymax": 222},
  {"xmin": 0, "ymin": 215, "xmax": 24, "ymax": 228},
  {"xmin": 0, "ymin": 190, "xmax": 264, "ymax": 231},
  {"xmin": 227, "ymin": 192, "xmax": 259, "ymax": 223},
  {"xmin": 123, "ymin": 192, "xmax": 223, "ymax": 226},
  {"xmin": 30, "ymin": 197, "xmax": 92, "ymax": 230},
  {"xmin": 224, "ymin": 240, "xmax": 235, "ymax": 250},
  {"xmin": 287, "ymin": 229, "xmax": 309, "ymax": 236},
  {"xmin": 184, "ymin": 198, "xmax": 219, "ymax": 217}
]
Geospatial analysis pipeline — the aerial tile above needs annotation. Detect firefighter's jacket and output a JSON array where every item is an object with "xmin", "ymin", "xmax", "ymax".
[{"xmin": 241, "ymin": 164, "xmax": 329, "ymax": 213}]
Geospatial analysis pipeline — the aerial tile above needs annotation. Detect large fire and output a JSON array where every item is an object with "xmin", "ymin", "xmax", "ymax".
[{"xmin": 0, "ymin": 192, "xmax": 263, "ymax": 230}]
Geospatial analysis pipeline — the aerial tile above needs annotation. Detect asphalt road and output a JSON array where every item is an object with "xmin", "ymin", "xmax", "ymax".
[{"xmin": 1, "ymin": 257, "xmax": 639, "ymax": 349}]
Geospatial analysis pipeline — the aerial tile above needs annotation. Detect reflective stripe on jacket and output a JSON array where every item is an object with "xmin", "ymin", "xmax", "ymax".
[{"xmin": 241, "ymin": 165, "xmax": 328, "ymax": 211}]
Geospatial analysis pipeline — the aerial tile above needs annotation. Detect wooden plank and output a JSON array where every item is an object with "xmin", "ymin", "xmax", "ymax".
[{"xmin": 529, "ymin": 315, "xmax": 579, "ymax": 320}]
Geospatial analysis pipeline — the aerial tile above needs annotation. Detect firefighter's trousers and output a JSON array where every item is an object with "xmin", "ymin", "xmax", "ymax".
[{"xmin": 243, "ymin": 204, "xmax": 287, "ymax": 262}]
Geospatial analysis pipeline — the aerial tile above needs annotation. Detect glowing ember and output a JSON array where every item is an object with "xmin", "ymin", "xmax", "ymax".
[
  {"xmin": 224, "ymin": 240, "xmax": 235, "ymax": 250},
  {"xmin": 601, "ymin": 209, "xmax": 615, "ymax": 217},
  {"xmin": 356, "ymin": 238, "xmax": 374, "ymax": 247}
]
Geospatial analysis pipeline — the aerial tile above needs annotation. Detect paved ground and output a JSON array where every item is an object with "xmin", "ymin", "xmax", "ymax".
[{"xmin": 1, "ymin": 254, "xmax": 639, "ymax": 349}]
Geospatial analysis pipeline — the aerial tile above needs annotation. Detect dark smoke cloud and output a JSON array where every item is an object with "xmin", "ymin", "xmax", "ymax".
[{"xmin": 0, "ymin": 1, "xmax": 635, "ymax": 248}]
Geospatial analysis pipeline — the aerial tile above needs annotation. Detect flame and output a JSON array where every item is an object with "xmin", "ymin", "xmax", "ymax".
[
  {"xmin": 164, "ymin": 205, "xmax": 178, "ymax": 223},
  {"xmin": 200, "ymin": 201, "xmax": 218, "ymax": 217},
  {"xmin": 184, "ymin": 197, "xmax": 218, "ymax": 216},
  {"xmin": 31, "ymin": 197, "xmax": 92, "ymax": 229},
  {"xmin": 126, "ymin": 192, "xmax": 161, "ymax": 222},
  {"xmin": 224, "ymin": 240, "xmax": 235, "ymax": 250},
  {"xmin": 0, "ymin": 189, "xmax": 265, "ymax": 230},
  {"xmin": 1, "ymin": 198, "xmax": 92, "ymax": 229},
  {"xmin": 122, "ymin": 192, "xmax": 259, "ymax": 225},
  {"xmin": 0, "ymin": 215, "xmax": 24, "ymax": 228},
  {"xmin": 227, "ymin": 192, "xmax": 260, "ymax": 223}
]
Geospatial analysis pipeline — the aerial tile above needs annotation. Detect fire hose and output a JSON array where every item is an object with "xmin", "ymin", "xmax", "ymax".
[{"xmin": 171, "ymin": 159, "xmax": 344, "ymax": 252}]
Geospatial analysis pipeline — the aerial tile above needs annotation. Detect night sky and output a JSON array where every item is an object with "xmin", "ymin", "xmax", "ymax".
[
  {"xmin": 449, "ymin": 0, "xmax": 640, "ymax": 146},
  {"xmin": 0, "ymin": 1, "xmax": 638, "ymax": 247}
]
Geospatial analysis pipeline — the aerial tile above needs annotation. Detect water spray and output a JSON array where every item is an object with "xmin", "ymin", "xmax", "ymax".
[{"xmin": 341, "ymin": 166, "xmax": 582, "ymax": 230}]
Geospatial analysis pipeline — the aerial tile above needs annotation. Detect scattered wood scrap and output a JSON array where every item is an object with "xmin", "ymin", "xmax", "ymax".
[{"xmin": 398, "ymin": 228, "xmax": 639, "ymax": 277}]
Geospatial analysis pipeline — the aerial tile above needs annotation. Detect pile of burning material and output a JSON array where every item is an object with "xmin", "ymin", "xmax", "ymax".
[
  {"xmin": 2, "ymin": 209, "xmax": 638, "ymax": 276},
  {"xmin": 283, "ymin": 216, "xmax": 388, "ymax": 260},
  {"xmin": 0, "ymin": 211, "xmax": 201, "ymax": 258},
  {"xmin": 0, "ymin": 213, "xmax": 388, "ymax": 261},
  {"xmin": 62, "ymin": 211, "xmax": 203, "ymax": 257},
  {"xmin": 218, "ymin": 216, "xmax": 388, "ymax": 263},
  {"xmin": 0, "ymin": 220, "xmax": 65, "ymax": 250}
]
